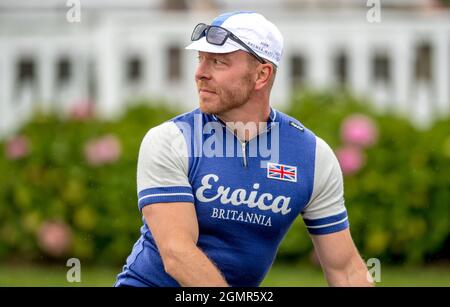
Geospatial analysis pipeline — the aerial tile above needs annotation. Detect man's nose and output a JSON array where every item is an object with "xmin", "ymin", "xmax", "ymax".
[{"xmin": 195, "ymin": 61, "xmax": 212, "ymax": 82}]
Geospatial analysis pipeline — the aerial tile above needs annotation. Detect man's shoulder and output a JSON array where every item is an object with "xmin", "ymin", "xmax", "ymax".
[
  {"xmin": 170, "ymin": 108, "xmax": 202, "ymax": 125},
  {"xmin": 143, "ymin": 108, "xmax": 201, "ymax": 137},
  {"xmin": 275, "ymin": 110, "xmax": 336, "ymax": 158},
  {"xmin": 275, "ymin": 109, "xmax": 316, "ymax": 139}
]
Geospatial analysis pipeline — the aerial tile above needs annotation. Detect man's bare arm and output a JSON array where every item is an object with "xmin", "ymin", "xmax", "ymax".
[
  {"xmin": 142, "ymin": 203, "xmax": 228, "ymax": 287},
  {"xmin": 311, "ymin": 229, "xmax": 374, "ymax": 287}
]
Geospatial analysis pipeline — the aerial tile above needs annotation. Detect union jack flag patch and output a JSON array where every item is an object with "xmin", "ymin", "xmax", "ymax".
[{"xmin": 267, "ymin": 162, "xmax": 297, "ymax": 183}]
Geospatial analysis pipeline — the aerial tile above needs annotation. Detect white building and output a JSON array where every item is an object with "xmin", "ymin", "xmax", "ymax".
[{"xmin": 0, "ymin": 0, "xmax": 449, "ymax": 139}]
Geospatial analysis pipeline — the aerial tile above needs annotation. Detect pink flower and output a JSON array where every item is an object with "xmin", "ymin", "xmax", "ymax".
[
  {"xmin": 84, "ymin": 134, "xmax": 122, "ymax": 166},
  {"xmin": 70, "ymin": 100, "xmax": 94, "ymax": 121},
  {"xmin": 37, "ymin": 221, "xmax": 72, "ymax": 257},
  {"xmin": 335, "ymin": 146, "xmax": 366, "ymax": 176},
  {"xmin": 341, "ymin": 114, "xmax": 378, "ymax": 148},
  {"xmin": 4, "ymin": 135, "xmax": 30, "ymax": 160}
]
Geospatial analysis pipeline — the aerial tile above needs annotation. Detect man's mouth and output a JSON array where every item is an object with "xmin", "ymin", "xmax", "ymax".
[{"xmin": 199, "ymin": 88, "xmax": 216, "ymax": 94}]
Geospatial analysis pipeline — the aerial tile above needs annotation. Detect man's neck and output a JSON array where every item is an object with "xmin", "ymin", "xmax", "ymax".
[{"xmin": 215, "ymin": 101, "xmax": 271, "ymax": 142}]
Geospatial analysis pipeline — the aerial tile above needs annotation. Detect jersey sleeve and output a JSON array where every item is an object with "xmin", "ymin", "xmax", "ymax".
[
  {"xmin": 301, "ymin": 137, "xmax": 349, "ymax": 235},
  {"xmin": 136, "ymin": 121, "xmax": 194, "ymax": 211}
]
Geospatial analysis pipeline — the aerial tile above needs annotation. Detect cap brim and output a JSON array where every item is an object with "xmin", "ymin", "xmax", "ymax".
[{"xmin": 185, "ymin": 37, "xmax": 241, "ymax": 54}]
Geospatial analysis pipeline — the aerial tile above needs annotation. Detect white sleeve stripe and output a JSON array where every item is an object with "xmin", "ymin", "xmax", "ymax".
[
  {"xmin": 306, "ymin": 217, "xmax": 348, "ymax": 229},
  {"xmin": 138, "ymin": 193, "xmax": 194, "ymax": 202}
]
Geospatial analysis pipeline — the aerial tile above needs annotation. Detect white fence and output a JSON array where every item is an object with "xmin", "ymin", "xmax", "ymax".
[{"xmin": 0, "ymin": 7, "xmax": 449, "ymax": 139}]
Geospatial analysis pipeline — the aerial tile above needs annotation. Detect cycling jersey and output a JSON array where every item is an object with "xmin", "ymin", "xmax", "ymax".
[{"xmin": 115, "ymin": 107, "xmax": 349, "ymax": 287}]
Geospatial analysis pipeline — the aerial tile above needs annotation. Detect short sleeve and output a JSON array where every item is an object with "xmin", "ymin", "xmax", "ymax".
[
  {"xmin": 301, "ymin": 137, "xmax": 349, "ymax": 235},
  {"xmin": 136, "ymin": 121, "xmax": 194, "ymax": 211}
]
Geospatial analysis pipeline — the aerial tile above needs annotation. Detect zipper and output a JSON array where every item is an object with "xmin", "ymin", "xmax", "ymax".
[
  {"xmin": 241, "ymin": 141, "xmax": 248, "ymax": 168},
  {"xmin": 214, "ymin": 114, "xmax": 275, "ymax": 169},
  {"xmin": 236, "ymin": 124, "xmax": 275, "ymax": 169}
]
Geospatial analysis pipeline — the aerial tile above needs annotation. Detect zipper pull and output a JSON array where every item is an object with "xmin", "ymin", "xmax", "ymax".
[{"xmin": 241, "ymin": 142, "xmax": 248, "ymax": 168}]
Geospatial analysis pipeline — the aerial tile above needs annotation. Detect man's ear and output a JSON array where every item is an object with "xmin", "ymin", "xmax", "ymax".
[{"xmin": 254, "ymin": 64, "xmax": 273, "ymax": 91}]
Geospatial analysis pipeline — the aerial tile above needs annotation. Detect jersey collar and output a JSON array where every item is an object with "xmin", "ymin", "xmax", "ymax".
[{"xmin": 211, "ymin": 107, "xmax": 278, "ymax": 127}]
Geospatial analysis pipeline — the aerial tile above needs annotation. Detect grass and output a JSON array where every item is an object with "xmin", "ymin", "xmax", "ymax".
[
  {"xmin": 0, "ymin": 264, "xmax": 118, "ymax": 287},
  {"xmin": 0, "ymin": 263, "xmax": 449, "ymax": 287},
  {"xmin": 260, "ymin": 264, "xmax": 450, "ymax": 287}
]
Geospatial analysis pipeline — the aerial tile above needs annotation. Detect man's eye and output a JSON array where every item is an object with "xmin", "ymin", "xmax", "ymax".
[{"xmin": 214, "ymin": 59, "xmax": 225, "ymax": 65}]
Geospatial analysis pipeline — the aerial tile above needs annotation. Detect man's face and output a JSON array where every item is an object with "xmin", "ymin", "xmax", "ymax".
[{"xmin": 195, "ymin": 51, "xmax": 257, "ymax": 115}]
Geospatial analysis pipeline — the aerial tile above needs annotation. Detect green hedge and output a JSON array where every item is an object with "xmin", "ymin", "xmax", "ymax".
[
  {"xmin": 0, "ymin": 104, "xmax": 177, "ymax": 264},
  {"xmin": 0, "ymin": 93, "xmax": 448, "ymax": 265},
  {"xmin": 278, "ymin": 91, "xmax": 450, "ymax": 265}
]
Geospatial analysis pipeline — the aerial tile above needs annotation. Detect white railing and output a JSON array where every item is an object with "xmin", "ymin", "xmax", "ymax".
[{"xmin": 0, "ymin": 8, "xmax": 449, "ymax": 139}]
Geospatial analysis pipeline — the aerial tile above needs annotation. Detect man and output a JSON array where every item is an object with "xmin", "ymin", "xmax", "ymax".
[{"xmin": 115, "ymin": 11, "xmax": 373, "ymax": 287}]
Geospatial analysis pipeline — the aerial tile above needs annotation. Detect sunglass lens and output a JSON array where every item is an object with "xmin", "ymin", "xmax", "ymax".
[
  {"xmin": 192, "ymin": 23, "xmax": 207, "ymax": 41},
  {"xmin": 206, "ymin": 26, "xmax": 228, "ymax": 45}
]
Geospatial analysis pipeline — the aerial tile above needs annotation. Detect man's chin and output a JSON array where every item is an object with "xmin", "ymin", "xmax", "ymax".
[{"xmin": 199, "ymin": 101, "xmax": 220, "ymax": 115}]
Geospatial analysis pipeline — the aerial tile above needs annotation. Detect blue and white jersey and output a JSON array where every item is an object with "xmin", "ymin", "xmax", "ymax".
[{"xmin": 115, "ymin": 108, "xmax": 349, "ymax": 287}]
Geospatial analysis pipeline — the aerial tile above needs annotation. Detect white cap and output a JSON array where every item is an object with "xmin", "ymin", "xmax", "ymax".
[{"xmin": 185, "ymin": 11, "xmax": 284, "ymax": 67}]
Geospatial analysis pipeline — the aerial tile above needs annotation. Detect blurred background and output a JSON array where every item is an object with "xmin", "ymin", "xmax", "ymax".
[{"xmin": 0, "ymin": 0, "xmax": 449, "ymax": 286}]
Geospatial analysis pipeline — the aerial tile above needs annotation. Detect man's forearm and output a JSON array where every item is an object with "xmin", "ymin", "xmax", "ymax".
[
  {"xmin": 325, "ymin": 255, "xmax": 374, "ymax": 287},
  {"xmin": 163, "ymin": 244, "xmax": 229, "ymax": 287}
]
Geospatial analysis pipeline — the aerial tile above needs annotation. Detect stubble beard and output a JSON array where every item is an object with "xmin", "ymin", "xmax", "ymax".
[{"xmin": 198, "ymin": 74, "xmax": 254, "ymax": 116}]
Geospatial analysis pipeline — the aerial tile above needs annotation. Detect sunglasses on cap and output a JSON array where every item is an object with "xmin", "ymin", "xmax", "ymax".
[{"xmin": 191, "ymin": 23, "xmax": 267, "ymax": 64}]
